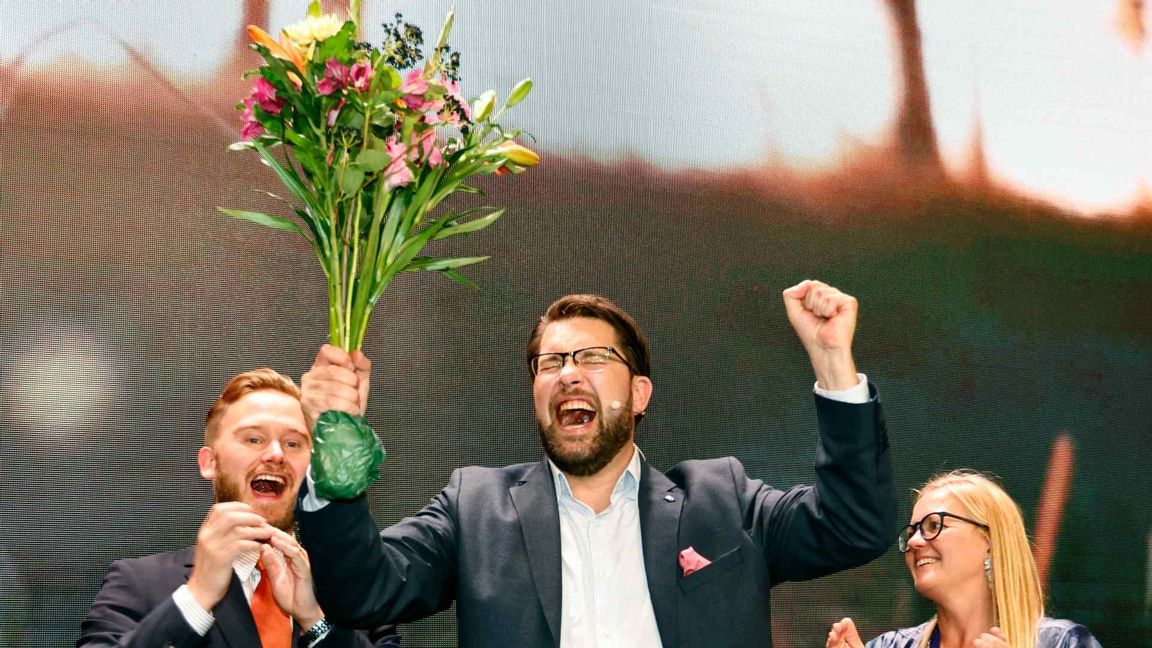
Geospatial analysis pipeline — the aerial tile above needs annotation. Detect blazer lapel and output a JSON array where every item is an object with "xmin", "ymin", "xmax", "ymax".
[
  {"xmin": 639, "ymin": 461, "xmax": 682, "ymax": 648},
  {"xmin": 212, "ymin": 574, "xmax": 262, "ymax": 648},
  {"xmin": 509, "ymin": 459, "xmax": 562, "ymax": 647}
]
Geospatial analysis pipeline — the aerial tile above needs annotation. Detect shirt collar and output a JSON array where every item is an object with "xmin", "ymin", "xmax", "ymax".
[
  {"xmin": 548, "ymin": 444, "xmax": 642, "ymax": 507},
  {"xmin": 233, "ymin": 546, "xmax": 285, "ymax": 585},
  {"xmin": 234, "ymin": 548, "xmax": 261, "ymax": 584}
]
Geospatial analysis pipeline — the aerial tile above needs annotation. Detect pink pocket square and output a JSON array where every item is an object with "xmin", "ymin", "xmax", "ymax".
[{"xmin": 678, "ymin": 546, "xmax": 712, "ymax": 577}]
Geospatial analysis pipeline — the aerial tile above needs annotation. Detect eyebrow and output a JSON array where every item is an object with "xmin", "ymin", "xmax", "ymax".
[{"xmin": 231, "ymin": 425, "xmax": 310, "ymax": 438}]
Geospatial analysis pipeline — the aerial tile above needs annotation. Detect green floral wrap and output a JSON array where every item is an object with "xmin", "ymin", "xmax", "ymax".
[{"xmin": 311, "ymin": 410, "xmax": 386, "ymax": 500}]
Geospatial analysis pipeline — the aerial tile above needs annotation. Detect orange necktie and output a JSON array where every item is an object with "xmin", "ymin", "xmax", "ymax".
[{"xmin": 252, "ymin": 559, "xmax": 293, "ymax": 648}]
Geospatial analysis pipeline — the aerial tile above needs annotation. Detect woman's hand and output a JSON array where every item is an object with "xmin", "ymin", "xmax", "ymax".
[{"xmin": 826, "ymin": 617, "xmax": 866, "ymax": 648}]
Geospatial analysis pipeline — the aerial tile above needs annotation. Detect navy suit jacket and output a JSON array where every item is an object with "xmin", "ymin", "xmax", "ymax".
[
  {"xmin": 298, "ymin": 389, "xmax": 896, "ymax": 647},
  {"xmin": 77, "ymin": 546, "xmax": 400, "ymax": 648}
]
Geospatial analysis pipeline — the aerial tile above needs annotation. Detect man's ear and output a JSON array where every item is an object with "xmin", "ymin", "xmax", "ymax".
[
  {"xmin": 631, "ymin": 375, "xmax": 653, "ymax": 415},
  {"xmin": 197, "ymin": 446, "xmax": 217, "ymax": 481}
]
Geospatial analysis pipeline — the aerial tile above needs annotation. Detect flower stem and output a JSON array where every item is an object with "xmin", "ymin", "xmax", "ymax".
[{"xmin": 345, "ymin": 195, "xmax": 362, "ymax": 351}]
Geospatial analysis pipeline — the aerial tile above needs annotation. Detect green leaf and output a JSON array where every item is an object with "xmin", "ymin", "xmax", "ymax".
[
  {"xmin": 379, "ymin": 215, "xmax": 446, "ymax": 284},
  {"xmin": 439, "ymin": 268, "xmax": 479, "ymax": 289},
  {"xmin": 355, "ymin": 149, "xmax": 390, "ymax": 172},
  {"xmin": 376, "ymin": 67, "xmax": 401, "ymax": 92},
  {"xmin": 376, "ymin": 192, "xmax": 407, "ymax": 268},
  {"xmin": 307, "ymin": 0, "xmax": 322, "ymax": 19},
  {"xmin": 295, "ymin": 207, "xmax": 330, "ymax": 250},
  {"xmin": 435, "ymin": 10, "xmax": 455, "ymax": 50},
  {"xmin": 433, "ymin": 208, "xmax": 504, "ymax": 240},
  {"xmin": 504, "ymin": 78, "xmax": 533, "ymax": 109},
  {"xmin": 340, "ymin": 167, "xmax": 366, "ymax": 195},
  {"xmin": 313, "ymin": 22, "xmax": 356, "ymax": 62},
  {"xmin": 252, "ymin": 141, "xmax": 323, "ymax": 215},
  {"xmin": 402, "ymin": 258, "xmax": 485, "ymax": 289},
  {"xmin": 404, "ymin": 255, "xmax": 489, "ymax": 272},
  {"xmin": 260, "ymin": 63, "xmax": 300, "ymax": 97},
  {"xmin": 218, "ymin": 207, "xmax": 306, "ymax": 236}
]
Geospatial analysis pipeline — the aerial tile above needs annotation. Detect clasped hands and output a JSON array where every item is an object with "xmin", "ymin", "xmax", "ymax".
[
  {"xmin": 186, "ymin": 502, "xmax": 324, "ymax": 630},
  {"xmin": 827, "ymin": 618, "xmax": 1011, "ymax": 648}
]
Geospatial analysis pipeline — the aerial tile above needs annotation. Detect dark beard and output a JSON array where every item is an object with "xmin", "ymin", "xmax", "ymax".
[
  {"xmin": 537, "ymin": 396, "xmax": 633, "ymax": 477},
  {"xmin": 213, "ymin": 472, "xmax": 295, "ymax": 532}
]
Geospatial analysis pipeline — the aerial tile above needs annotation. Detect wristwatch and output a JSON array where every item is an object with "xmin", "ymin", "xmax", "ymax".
[{"xmin": 301, "ymin": 617, "xmax": 332, "ymax": 645}]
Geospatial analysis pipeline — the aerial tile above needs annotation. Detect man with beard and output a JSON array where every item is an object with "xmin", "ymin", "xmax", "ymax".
[
  {"xmin": 78, "ymin": 369, "xmax": 399, "ymax": 648},
  {"xmin": 296, "ymin": 280, "xmax": 896, "ymax": 647}
]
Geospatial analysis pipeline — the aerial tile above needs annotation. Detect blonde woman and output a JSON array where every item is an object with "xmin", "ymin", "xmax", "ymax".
[{"xmin": 826, "ymin": 471, "xmax": 1099, "ymax": 648}]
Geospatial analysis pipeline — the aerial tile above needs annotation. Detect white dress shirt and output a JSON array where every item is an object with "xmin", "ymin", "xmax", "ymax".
[{"xmin": 550, "ymin": 447, "xmax": 662, "ymax": 648}]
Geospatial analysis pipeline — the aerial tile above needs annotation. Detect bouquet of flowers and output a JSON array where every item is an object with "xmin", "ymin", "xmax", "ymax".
[{"xmin": 220, "ymin": 1, "xmax": 538, "ymax": 498}]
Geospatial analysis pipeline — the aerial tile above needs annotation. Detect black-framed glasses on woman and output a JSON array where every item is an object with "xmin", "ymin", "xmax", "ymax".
[
  {"xmin": 898, "ymin": 511, "xmax": 989, "ymax": 552},
  {"xmin": 529, "ymin": 346, "xmax": 636, "ymax": 377}
]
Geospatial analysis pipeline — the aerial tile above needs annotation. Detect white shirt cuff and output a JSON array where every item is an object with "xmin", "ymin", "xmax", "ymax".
[
  {"xmin": 172, "ymin": 584, "xmax": 214, "ymax": 636},
  {"xmin": 813, "ymin": 373, "xmax": 869, "ymax": 404},
  {"xmin": 300, "ymin": 465, "xmax": 331, "ymax": 512}
]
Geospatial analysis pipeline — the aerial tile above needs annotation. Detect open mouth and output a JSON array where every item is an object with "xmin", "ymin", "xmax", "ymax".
[
  {"xmin": 555, "ymin": 399, "xmax": 597, "ymax": 431},
  {"xmin": 250, "ymin": 473, "xmax": 288, "ymax": 497},
  {"xmin": 914, "ymin": 557, "xmax": 939, "ymax": 568}
]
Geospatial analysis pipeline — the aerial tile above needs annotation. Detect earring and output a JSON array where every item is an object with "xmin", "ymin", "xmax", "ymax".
[{"xmin": 984, "ymin": 555, "xmax": 993, "ymax": 589}]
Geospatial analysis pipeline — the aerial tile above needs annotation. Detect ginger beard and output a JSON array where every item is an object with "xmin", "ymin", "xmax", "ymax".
[
  {"xmin": 212, "ymin": 465, "xmax": 297, "ymax": 532},
  {"xmin": 537, "ymin": 391, "xmax": 633, "ymax": 477}
]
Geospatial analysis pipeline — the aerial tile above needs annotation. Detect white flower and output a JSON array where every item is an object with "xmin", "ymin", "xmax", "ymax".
[{"xmin": 282, "ymin": 14, "xmax": 345, "ymax": 58}]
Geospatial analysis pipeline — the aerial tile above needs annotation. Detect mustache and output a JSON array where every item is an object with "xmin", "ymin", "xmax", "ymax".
[{"xmin": 550, "ymin": 388, "xmax": 600, "ymax": 407}]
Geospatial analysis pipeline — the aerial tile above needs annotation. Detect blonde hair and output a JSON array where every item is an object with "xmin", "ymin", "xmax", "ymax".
[
  {"xmin": 204, "ymin": 368, "xmax": 300, "ymax": 443},
  {"xmin": 913, "ymin": 471, "xmax": 1043, "ymax": 648}
]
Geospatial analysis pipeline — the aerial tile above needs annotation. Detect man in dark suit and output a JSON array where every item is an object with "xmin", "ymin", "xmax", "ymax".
[
  {"xmin": 78, "ymin": 369, "xmax": 399, "ymax": 648},
  {"xmin": 296, "ymin": 280, "xmax": 896, "ymax": 647}
]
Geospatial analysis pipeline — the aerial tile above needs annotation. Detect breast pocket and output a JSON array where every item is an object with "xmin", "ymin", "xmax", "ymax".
[{"xmin": 677, "ymin": 545, "xmax": 745, "ymax": 592}]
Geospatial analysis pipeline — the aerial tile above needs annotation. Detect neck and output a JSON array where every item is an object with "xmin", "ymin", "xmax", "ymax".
[
  {"xmin": 934, "ymin": 590, "xmax": 995, "ymax": 648},
  {"xmin": 564, "ymin": 444, "xmax": 635, "ymax": 513}
]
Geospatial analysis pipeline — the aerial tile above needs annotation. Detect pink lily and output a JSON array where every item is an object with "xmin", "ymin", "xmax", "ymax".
[
  {"xmin": 383, "ymin": 136, "xmax": 413, "ymax": 189},
  {"xmin": 251, "ymin": 78, "xmax": 285, "ymax": 114},
  {"xmin": 413, "ymin": 129, "xmax": 442, "ymax": 167},
  {"xmin": 398, "ymin": 68, "xmax": 428, "ymax": 94},
  {"xmin": 349, "ymin": 61, "xmax": 374, "ymax": 93},
  {"xmin": 317, "ymin": 58, "xmax": 349, "ymax": 95},
  {"xmin": 327, "ymin": 98, "xmax": 346, "ymax": 126},
  {"xmin": 240, "ymin": 98, "xmax": 265, "ymax": 140},
  {"xmin": 397, "ymin": 69, "xmax": 431, "ymax": 111},
  {"xmin": 439, "ymin": 78, "xmax": 471, "ymax": 124}
]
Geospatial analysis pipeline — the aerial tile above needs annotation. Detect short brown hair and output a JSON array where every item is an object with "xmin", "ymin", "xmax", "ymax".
[
  {"xmin": 526, "ymin": 294, "xmax": 651, "ymax": 378},
  {"xmin": 204, "ymin": 368, "xmax": 300, "ymax": 443}
]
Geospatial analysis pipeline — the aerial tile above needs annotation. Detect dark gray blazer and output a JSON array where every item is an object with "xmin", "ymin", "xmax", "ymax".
[
  {"xmin": 298, "ymin": 389, "xmax": 896, "ymax": 647},
  {"xmin": 77, "ymin": 546, "xmax": 400, "ymax": 648}
]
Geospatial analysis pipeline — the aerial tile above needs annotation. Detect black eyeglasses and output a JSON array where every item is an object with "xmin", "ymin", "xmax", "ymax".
[
  {"xmin": 898, "ymin": 511, "xmax": 989, "ymax": 553},
  {"xmin": 529, "ymin": 346, "xmax": 635, "ymax": 377}
]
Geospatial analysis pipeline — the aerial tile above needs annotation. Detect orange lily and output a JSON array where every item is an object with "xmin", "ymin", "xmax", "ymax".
[{"xmin": 247, "ymin": 25, "xmax": 308, "ymax": 75}]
